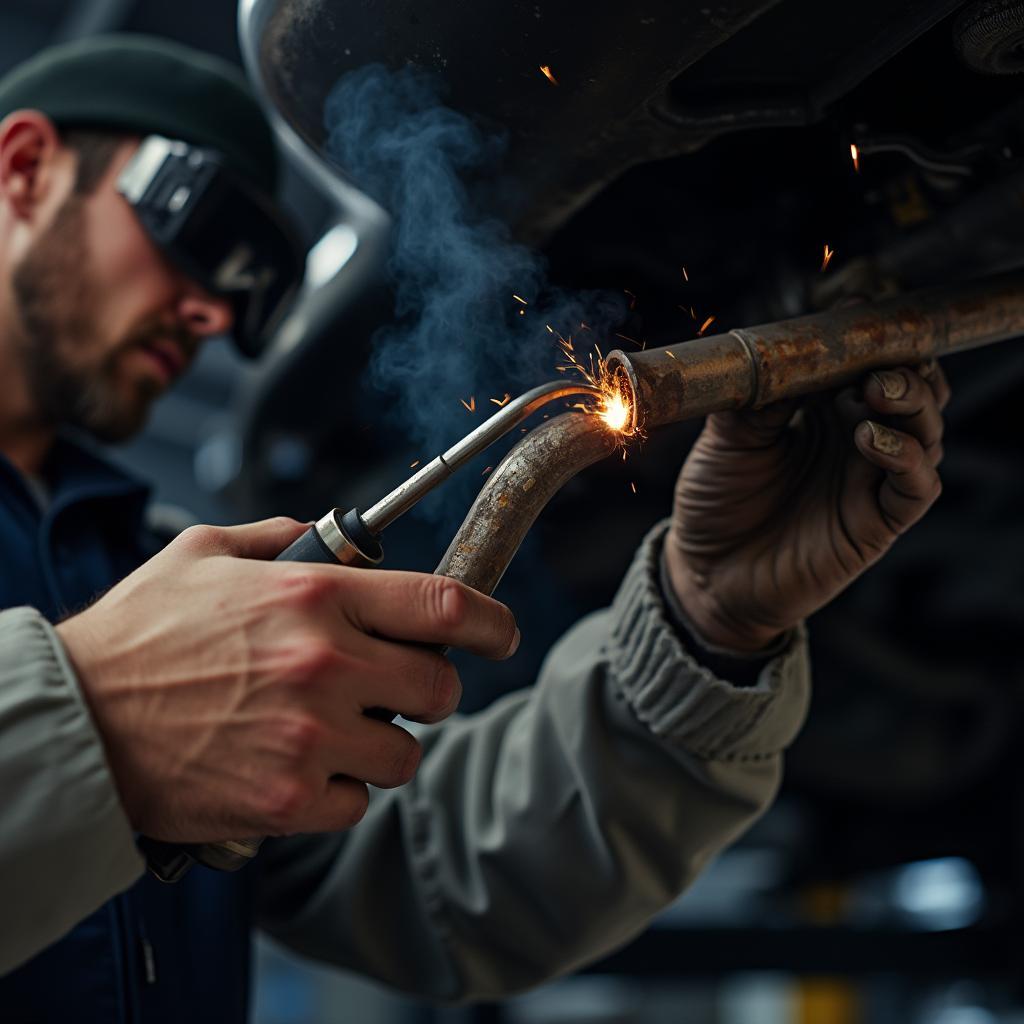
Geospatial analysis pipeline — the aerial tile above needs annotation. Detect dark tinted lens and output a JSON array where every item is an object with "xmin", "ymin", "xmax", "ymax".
[{"xmin": 170, "ymin": 180, "xmax": 303, "ymax": 351}]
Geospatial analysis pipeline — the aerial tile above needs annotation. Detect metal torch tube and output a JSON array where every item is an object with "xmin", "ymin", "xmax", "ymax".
[
  {"xmin": 606, "ymin": 270, "xmax": 1024, "ymax": 430},
  {"xmin": 363, "ymin": 380, "xmax": 600, "ymax": 534}
]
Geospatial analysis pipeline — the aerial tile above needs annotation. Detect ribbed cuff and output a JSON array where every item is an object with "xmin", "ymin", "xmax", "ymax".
[{"xmin": 608, "ymin": 523, "xmax": 811, "ymax": 760}]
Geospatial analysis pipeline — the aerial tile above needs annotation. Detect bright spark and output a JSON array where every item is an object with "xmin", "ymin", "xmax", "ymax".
[
  {"xmin": 698, "ymin": 315, "xmax": 716, "ymax": 336},
  {"xmin": 461, "ymin": 396, "xmax": 476, "ymax": 413},
  {"xmin": 539, "ymin": 65, "xmax": 558, "ymax": 85},
  {"xmin": 682, "ymin": 266, "xmax": 689, "ymax": 282},
  {"xmin": 630, "ymin": 481, "xmax": 637, "ymax": 494},
  {"xmin": 850, "ymin": 143, "xmax": 860, "ymax": 173},
  {"xmin": 821, "ymin": 244, "xmax": 834, "ymax": 271},
  {"xmin": 513, "ymin": 294, "xmax": 528, "ymax": 305},
  {"xmin": 410, "ymin": 460, "xmax": 420, "ymax": 468},
  {"xmin": 490, "ymin": 393, "xmax": 511, "ymax": 407}
]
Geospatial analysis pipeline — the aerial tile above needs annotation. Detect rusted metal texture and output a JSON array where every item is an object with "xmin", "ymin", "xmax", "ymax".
[
  {"xmin": 436, "ymin": 414, "xmax": 617, "ymax": 595},
  {"xmin": 608, "ymin": 270, "xmax": 1024, "ymax": 429}
]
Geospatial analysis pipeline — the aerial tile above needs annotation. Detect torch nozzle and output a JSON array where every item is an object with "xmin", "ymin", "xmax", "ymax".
[{"xmin": 361, "ymin": 380, "xmax": 602, "ymax": 534}]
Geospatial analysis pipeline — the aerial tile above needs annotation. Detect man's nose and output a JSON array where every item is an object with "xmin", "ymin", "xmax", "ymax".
[{"xmin": 177, "ymin": 284, "xmax": 234, "ymax": 338}]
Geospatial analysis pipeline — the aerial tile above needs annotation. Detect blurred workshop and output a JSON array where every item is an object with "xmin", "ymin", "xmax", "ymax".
[{"xmin": 2, "ymin": 0, "xmax": 1024, "ymax": 1022}]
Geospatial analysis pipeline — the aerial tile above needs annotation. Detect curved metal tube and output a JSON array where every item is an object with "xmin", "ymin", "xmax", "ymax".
[{"xmin": 435, "ymin": 413, "xmax": 617, "ymax": 595}]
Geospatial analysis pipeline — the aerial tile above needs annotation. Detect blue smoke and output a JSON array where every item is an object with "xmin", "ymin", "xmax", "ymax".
[{"xmin": 323, "ymin": 64, "xmax": 624, "ymax": 526}]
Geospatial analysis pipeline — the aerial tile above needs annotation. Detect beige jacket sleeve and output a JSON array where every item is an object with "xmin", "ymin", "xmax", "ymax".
[
  {"xmin": 256, "ymin": 524, "xmax": 811, "ymax": 1001},
  {"xmin": 0, "ymin": 607, "xmax": 144, "ymax": 975}
]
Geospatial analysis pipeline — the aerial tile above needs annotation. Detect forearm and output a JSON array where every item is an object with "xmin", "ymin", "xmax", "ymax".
[
  {"xmin": 256, "ymin": 524, "xmax": 810, "ymax": 1001},
  {"xmin": 0, "ymin": 607, "xmax": 143, "ymax": 975}
]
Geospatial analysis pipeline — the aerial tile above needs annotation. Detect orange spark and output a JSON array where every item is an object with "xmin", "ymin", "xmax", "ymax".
[
  {"xmin": 850, "ymin": 143, "xmax": 860, "ymax": 173},
  {"xmin": 409, "ymin": 460, "xmax": 420, "ymax": 468},
  {"xmin": 490, "ymin": 393, "xmax": 511, "ymax": 407},
  {"xmin": 698, "ymin": 315, "xmax": 715, "ymax": 336},
  {"xmin": 539, "ymin": 65, "xmax": 558, "ymax": 86},
  {"xmin": 666, "ymin": 350, "xmax": 677, "ymax": 360},
  {"xmin": 461, "ymin": 396, "xmax": 476, "ymax": 412},
  {"xmin": 821, "ymin": 244, "xmax": 834, "ymax": 271}
]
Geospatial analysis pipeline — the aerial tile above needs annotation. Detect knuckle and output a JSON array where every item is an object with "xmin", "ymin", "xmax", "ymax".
[
  {"xmin": 259, "ymin": 777, "xmax": 314, "ymax": 832},
  {"xmin": 176, "ymin": 523, "xmax": 222, "ymax": 553},
  {"xmin": 431, "ymin": 578, "xmax": 467, "ymax": 628},
  {"xmin": 277, "ymin": 569, "xmax": 335, "ymax": 611},
  {"xmin": 275, "ymin": 714, "xmax": 324, "ymax": 761},
  {"xmin": 429, "ymin": 658, "xmax": 460, "ymax": 716},
  {"xmin": 390, "ymin": 734, "xmax": 423, "ymax": 787},
  {"xmin": 281, "ymin": 639, "xmax": 341, "ymax": 688},
  {"xmin": 339, "ymin": 784, "xmax": 370, "ymax": 828}
]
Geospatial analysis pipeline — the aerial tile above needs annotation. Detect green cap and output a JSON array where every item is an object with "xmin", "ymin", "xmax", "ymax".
[{"xmin": 0, "ymin": 33, "xmax": 279, "ymax": 195}]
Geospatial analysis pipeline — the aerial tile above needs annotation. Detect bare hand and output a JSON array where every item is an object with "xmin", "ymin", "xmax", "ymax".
[
  {"xmin": 56, "ymin": 518, "xmax": 519, "ymax": 842},
  {"xmin": 665, "ymin": 363, "xmax": 950, "ymax": 652}
]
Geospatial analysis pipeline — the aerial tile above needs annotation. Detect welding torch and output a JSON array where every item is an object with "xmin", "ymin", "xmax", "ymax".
[{"xmin": 140, "ymin": 379, "xmax": 601, "ymax": 882}]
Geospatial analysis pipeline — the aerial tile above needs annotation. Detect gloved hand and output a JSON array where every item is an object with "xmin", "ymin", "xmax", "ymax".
[
  {"xmin": 56, "ymin": 517, "xmax": 519, "ymax": 843},
  {"xmin": 665, "ymin": 362, "xmax": 950, "ymax": 653}
]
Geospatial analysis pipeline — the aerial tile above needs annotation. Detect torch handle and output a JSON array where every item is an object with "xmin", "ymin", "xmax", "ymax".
[{"xmin": 142, "ymin": 509, "xmax": 388, "ymax": 883}]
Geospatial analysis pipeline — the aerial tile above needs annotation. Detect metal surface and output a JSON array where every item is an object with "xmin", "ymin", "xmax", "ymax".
[
  {"xmin": 362, "ymin": 380, "xmax": 600, "ymax": 533},
  {"xmin": 316, "ymin": 508, "xmax": 381, "ymax": 565},
  {"xmin": 239, "ymin": 0, "xmax": 783, "ymax": 241},
  {"xmin": 608, "ymin": 270, "xmax": 1024, "ymax": 430},
  {"xmin": 435, "ymin": 413, "xmax": 617, "ymax": 596}
]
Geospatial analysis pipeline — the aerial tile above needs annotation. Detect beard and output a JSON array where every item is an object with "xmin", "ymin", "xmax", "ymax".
[{"xmin": 11, "ymin": 197, "xmax": 186, "ymax": 443}]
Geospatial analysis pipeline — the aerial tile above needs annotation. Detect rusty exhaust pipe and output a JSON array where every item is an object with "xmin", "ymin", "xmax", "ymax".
[
  {"xmin": 438, "ymin": 270, "xmax": 1024, "ymax": 596},
  {"xmin": 607, "ymin": 270, "xmax": 1024, "ymax": 433}
]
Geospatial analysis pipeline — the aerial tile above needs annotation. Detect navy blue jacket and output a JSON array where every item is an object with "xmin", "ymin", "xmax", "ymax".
[{"xmin": 0, "ymin": 439, "xmax": 252, "ymax": 1024}]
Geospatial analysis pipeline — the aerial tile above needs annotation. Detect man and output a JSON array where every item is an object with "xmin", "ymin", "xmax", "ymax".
[{"xmin": 0, "ymin": 33, "xmax": 948, "ymax": 1022}]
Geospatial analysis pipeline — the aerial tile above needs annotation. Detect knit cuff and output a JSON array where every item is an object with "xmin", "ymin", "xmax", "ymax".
[{"xmin": 608, "ymin": 523, "xmax": 811, "ymax": 760}]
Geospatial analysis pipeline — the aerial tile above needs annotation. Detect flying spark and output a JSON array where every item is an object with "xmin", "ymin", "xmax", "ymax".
[
  {"xmin": 482, "ymin": 466, "xmax": 493, "ymax": 475},
  {"xmin": 539, "ymin": 65, "xmax": 558, "ymax": 85},
  {"xmin": 850, "ymin": 143, "xmax": 860, "ymax": 173},
  {"xmin": 409, "ymin": 460, "xmax": 420, "ymax": 468},
  {"xmin": 698, "ymin": 315, "xmax": 715, "ymax": 336},
  {"xmin": 682, "ymin": 266, "xmax": 689, "ymax": 282},
  {"xmin": 666, "ymin": 350, "xmax": 677, "ymax": 360},
  {"xmin": 461, "ymin": 396, "xmax": 476, "ymax": 412},
  {"xmin": 630, "ymin": 482, "xmax": 637, "ymax": 494},
  {"xmin": 490, "ymin": 393, "xmax": 511, "ymax": 407},
  {"xmin": 513, "ymin": 294, "xmax": 528, "ymax": 305},
  {"xmin": 821, "ymin": 244, "xmax": 834, "ymax": 271}
]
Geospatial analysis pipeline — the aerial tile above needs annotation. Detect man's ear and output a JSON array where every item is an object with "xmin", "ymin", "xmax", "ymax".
[{"xmin": 0, "ymin": 111, "xmax": 63, "ymax": 221}]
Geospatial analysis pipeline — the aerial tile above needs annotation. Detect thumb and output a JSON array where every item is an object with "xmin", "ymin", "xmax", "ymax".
[{"xmin": 199, "ymin": 517, "xmax": 311, "ymax": 560}]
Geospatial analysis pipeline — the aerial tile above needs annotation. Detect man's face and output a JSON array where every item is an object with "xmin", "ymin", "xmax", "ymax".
[{"xmin": 10, "ymin": 141, "xmax": 233, "ymax": 443}]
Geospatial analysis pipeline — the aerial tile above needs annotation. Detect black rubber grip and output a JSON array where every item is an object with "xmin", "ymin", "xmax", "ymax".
[
  {"xmin": 275, "ymin": 524, "xmax": 340, "ymax": 564},
  {"xmin": 138, "ymin": 836, "xmax": 197, "ymax": 883}
]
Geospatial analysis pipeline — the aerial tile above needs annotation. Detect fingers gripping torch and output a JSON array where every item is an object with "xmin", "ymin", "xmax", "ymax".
[{"xmin": 139, "ymin": 381, "xmax": 600, "ymax": 882}]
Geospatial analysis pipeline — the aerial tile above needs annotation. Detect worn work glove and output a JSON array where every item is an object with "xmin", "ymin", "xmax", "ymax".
[{"xmin": 665, "ymin": 362, "xmax": 950, "ymax": 653}]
